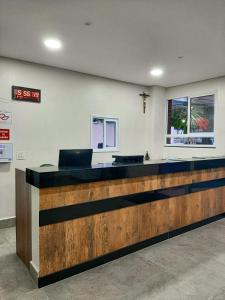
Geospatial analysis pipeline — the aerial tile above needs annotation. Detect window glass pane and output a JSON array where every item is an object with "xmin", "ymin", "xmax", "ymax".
[
  {"xmin": 92, "ymin": 118, "xmax": 104, "ymax": 149},
  {"xmin": 166, "ymin": 137, "xmax": 214, "ymax": 146},
  {"xmin": 190, "ymin": 95, "xmax": 214, "ymax": 133},
  {"xmin": 167, "ymin": 98, "xmax": 188, "ymax": 135},
  {"xmin": 106, "ymin": 121, "xmax": 116, "ymax": 147}
]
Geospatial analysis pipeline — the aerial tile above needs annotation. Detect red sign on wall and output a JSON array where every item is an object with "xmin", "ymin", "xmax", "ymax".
[
  {"xmin": 0, "ymin": 129, "xmax": 10, "ymax": 140},
  {"xmin": 12, "ymin": 86, "xmax": 41, "ymax": 103}
]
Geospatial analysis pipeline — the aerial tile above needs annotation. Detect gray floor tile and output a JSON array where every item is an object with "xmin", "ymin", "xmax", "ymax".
[
  {"xmin": 0, "ymin": 228, "xmax": 36, "ymax": 299},
  {"xmin": 209, "ymin": 288, "xmax": 225, "ymax": 300},
  {"xmin": 1, "ymin": 227, "xmax": 16, "ymax": 245},
  {"xmin": 43, "ymin": 267, "xmax": 125, "ymax": 300},
  {"xmin": 160, "ymin": 250, "xmax": 225, "ymax": 299},
  {"xmin": 137, "ymin": 239, "xmax": 199, "ymax": 276},
  {"xmin": 1, "ymin": 221, "xmax": 225, "ymax": 299},
  {"xmin": 0, "ymin": 243, "xmax": 15, "ymax": 258},
  {"xmin": 5, "ymin": 289, "xmax": 48, "ymax": 300}
]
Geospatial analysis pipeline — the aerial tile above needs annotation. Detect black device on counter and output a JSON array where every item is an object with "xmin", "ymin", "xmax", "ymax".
[
  {"xmin": 112, "ymin": 155, "xmax": 144, "ymax": 164},
  {"xmin": 58, "ymin": 149, "xmax": 93, "ymax": 168}
]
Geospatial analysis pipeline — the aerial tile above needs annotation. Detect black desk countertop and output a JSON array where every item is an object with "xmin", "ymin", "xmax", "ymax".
[{"xmin": 26, "ymin": 157, "xmax": 225, "ymax": 188}]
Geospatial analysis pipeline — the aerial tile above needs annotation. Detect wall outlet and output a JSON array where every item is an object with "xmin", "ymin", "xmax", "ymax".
[{"xmin": 16, "ymin": 152, "xmax": 25, "ymax": 160}]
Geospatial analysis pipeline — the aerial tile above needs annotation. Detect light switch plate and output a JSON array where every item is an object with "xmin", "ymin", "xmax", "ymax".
[{"xmin": 16, "ymin": 152, "xmax": 25, "ymax": 160}]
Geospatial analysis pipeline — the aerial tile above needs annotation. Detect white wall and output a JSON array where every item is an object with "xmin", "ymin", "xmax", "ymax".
[
  {"xmin": 164, "ymin": 77, "xmax": 225, "ymax": 158},
  {"xmin": 1, "ymin": 56, "xmax": 225, "ymax": 220},
  {"xmin": 147, "ymin": 86, "xmax": 166, "ymax": 159},
  {"xmin": 0, "ymin": 57, "xmax": 150, "ymax": 219}
]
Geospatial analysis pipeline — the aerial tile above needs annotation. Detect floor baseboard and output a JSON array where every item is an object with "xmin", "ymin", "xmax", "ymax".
[
  {"xmin": 29, "ymin": 261, "xmax": 38, "ymax": 285},
  {"xmin": 0, "ymin": 217, "xmax": 16, "ymax": 229}
]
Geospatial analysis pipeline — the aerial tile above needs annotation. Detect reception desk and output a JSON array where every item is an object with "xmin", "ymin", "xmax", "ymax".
[{"xmin": 16, "ymin": 158, "xmax": 225, "ymax": 287}]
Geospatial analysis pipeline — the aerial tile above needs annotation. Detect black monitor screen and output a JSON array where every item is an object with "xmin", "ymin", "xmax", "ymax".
[{"xmin": 58, "ymin": 149, "xmax": 93, "ymax": 168}]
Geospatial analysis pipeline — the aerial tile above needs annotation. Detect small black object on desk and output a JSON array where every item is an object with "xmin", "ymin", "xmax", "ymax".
[{"xmin": 112, "ymin": 155, "xmax": 144, "ymax": 164}]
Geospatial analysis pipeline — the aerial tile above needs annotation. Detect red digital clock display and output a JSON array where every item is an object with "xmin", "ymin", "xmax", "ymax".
[{"xmin": 12, "ymin": 86, "xmax": 41, "ymax": 103}]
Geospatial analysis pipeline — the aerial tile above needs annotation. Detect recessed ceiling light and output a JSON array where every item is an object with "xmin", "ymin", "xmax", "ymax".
[
  {"xmin": 150, "ymin": 68, "xmax": 164, "ymax": 77},
  {"xmin": 44, "ymin": 38, "xmax": 62, "ymax": 50},
  {"xmin": 178, "ymin": 56, "xmax": 183, "ymax": 59}
]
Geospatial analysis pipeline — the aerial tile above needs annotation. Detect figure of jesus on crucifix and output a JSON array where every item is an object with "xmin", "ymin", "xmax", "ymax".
[{"xmin": 139, "ymin": 91, "xmax": 150, "ymax": 114}]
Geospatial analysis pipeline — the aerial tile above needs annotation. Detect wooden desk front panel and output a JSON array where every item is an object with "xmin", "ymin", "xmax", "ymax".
[
  {"xmin": 39, "ymin": 201, "xmax": 170, "ymax": 277},
  {"xmin": 169, "ymin": 186, "xmax": 225, "ymax": 231},
  {"xmin": 39, "ymin": 168, "xmax": 225, "ymax": 211},
  {"xmin": 39, "ymin": 185, "xmax": 225, "ymax": 277}
]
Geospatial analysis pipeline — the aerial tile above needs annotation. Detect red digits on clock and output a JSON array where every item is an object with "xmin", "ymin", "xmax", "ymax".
[{"xmin": 16, "ymin": 89, "xmax": 22, "ymax": 98}]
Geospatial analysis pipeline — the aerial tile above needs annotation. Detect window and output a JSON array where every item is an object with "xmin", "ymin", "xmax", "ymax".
[
  {"xmin": 91, "ymin": 116, "xmax": 119, "ymax": 152},
  {"xmin": 166, "ymin": 94, "xmax": 215, "ymax": 147}
]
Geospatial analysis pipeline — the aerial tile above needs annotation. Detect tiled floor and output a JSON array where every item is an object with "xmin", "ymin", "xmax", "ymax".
[{"xmin": 1, "ymin": 220, "xmax": 225, "ymax": 299}]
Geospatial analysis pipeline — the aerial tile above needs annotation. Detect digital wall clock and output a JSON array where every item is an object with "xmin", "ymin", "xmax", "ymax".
[{"xmin": 12, "ymin": 85, "xmax": 41, "ymax": 103}]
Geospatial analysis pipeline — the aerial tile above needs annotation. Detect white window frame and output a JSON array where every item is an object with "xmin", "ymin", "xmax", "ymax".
[
  {"xmin": 165, "ymin": 91, "xmax": 217, "ymax": 148},
  {"xmin": 91, "ymin": 115, "xmax": 119, "ymax": 152}
]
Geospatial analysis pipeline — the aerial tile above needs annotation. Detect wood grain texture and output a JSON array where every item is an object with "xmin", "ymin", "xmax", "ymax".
[
  {"xmin": 169, "ymin": 187, "xmax": 225, "ymax": 231},
  {"xmin": 192, "ymin": 168, "xmax": 225, "ymax": 183},
  {"xmin": 39, "ymin": 172, "xmax": 191, "ymax": 210},
  {"xmin": 16, "ymin": 169, "xmax": 32, "ymax": 267},
  {"xmin": 138, "ymin": 200, "xmax": 169, "ymax": 242},
  {"xmin": 39, "ymin": 203, "xmax": 166, "ymax": 277},
  {"xmin": 39, "ymin": 185, "xmax": 225, "ymax": 277},
  {"xmin": 169, "ymin": 193, "xmax": 202, "ymax": 231},
  {"xmin": 39, "ymin": 168, "xmax": 225, "ymax": 211}
]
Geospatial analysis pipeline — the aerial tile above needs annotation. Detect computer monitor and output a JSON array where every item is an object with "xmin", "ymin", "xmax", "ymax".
[{"xmin": 58, "ymin": 149, "xmax": 93, "ymax": 168}]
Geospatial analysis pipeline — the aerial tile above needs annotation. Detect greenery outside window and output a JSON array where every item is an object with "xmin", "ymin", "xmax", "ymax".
[{"xmin": 166, "ymin": 94, "xmax": 215, "ymax": 147}]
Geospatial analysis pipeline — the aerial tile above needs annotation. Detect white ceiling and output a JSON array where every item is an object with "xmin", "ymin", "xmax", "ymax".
[{"xmin": 0, "ymin": 0, "xmax": 225, "ymax": 87}]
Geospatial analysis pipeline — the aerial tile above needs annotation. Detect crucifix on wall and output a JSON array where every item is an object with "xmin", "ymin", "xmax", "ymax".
[{"xmin": 139, "ymin": 91, "xmax": 150, "ymax": 114}]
